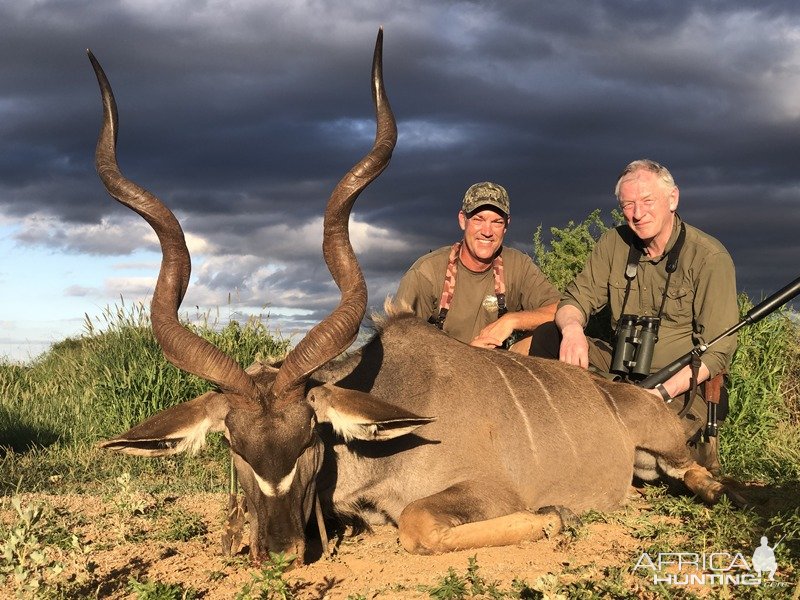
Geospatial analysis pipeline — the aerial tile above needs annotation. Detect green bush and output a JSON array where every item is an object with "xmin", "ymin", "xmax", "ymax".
[
  {"xmin": 533, "ymin": 209, "xmax": 622, "ymax": 341},
  {"xmin": 533, "ymin": 208, "xmax": 620, "ymax": 292}
]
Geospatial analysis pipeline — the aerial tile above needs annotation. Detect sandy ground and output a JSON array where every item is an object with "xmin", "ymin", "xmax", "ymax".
[
  {"xmin": 1, "ymin": 484, "xmax": 795, "ymax": 599},
  {"xmin": 1, "ymin": 490, "xmax": 655, "ymax": 599}
]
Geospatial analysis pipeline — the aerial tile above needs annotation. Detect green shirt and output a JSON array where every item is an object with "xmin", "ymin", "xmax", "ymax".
[
  {"xmin": 396, "ymin": 246, "xmax": 560, "ymax": 344},
  {"xmin": 559, "ymin": 215, "xmax": 738, "ymax": 377}
]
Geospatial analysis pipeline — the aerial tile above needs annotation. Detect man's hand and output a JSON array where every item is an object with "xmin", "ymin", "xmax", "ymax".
[
  {"xmin": 471, "ymin": 317, "xmax": 515, "ymax": 348},
  {"xmin": 555, "ymin": 305, "xmax": 590, "ymax": 368},
  {"xmin": 558, "ymin": 323, "xmax": 590, "ymax": 368}
]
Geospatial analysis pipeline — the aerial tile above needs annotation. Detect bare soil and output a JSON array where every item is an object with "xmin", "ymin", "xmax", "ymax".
[{"xmin": 0, "ymin": 484, "xmax": 792, "ymax": 599}]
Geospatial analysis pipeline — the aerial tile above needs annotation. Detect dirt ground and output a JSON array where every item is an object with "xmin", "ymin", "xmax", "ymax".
[
  {"xmin": 1, "ymin": 486, "xmax": 795, "ymax": 599},
  {"xmin": 1, "ymin": 490, "xmax": 656, "ymax": 599}
]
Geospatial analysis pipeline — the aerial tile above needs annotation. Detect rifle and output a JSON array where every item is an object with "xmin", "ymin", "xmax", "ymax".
[{"xmin": 638, "ymin": 274, "xmax": 800, "ymax": 390}]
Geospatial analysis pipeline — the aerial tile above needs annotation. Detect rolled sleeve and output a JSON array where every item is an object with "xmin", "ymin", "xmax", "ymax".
[
  {"xmin": 395, "ymin": 268, "xmax": 435, "ymax": 319},
  {"xmin": 519, "ymin": 259, "xmax": 561, "ymax": 309},
  {"xmin": 693, "ymin": 251, "xmax": 739, "ymax": 377}
]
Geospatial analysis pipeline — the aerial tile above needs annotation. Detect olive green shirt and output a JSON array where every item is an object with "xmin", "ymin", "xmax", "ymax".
[
  {"xmin": 396, "ymin": 246, "xmax": 560, "ymax": 344},
  {"xmin": 559, "ymin": 215, "xmax": 738, "ymax": 377}
]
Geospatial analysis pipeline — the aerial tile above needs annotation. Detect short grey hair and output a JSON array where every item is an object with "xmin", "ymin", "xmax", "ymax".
[{"xmin": 614, "ymin": 159, "xmax": 676, "ymax": 200}]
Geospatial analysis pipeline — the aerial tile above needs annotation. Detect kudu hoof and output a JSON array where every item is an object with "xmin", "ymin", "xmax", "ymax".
[
  {"xmin": 537, "ymin": 505, "xmax": 580, "ymax": 535},
  {"xmin": 718, "ymin": 479, "xmax": 750, "ymax": 509},
  {"xmin": 683, "ymin": 468, "xmax": 726, "ymax": 504}
]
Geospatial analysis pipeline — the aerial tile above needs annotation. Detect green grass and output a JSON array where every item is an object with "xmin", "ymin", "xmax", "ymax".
[
  {"xmin": 722, "ymin": 295, "xmax": 800, "ymax": 481},
  {"xmin": 0, "ymin": 301, "xmax": 289, "ymax": 496},
  {"xmin": 127, "ymin": 577, "xmax": 198, "ymax": 600}
]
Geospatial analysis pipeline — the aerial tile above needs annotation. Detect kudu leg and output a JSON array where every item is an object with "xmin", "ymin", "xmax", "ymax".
[
  {"xmin": 397, "ymin": 482, "xmax": 568, "ymax": 554},
  {"xmin": 619, "ymin": 392, "xmax": 743, "ymax": 506}
]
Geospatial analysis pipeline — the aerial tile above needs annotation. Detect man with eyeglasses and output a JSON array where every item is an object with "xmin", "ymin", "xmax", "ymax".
[
  {"xmin": 395, "ymin": 181, "xmax": 560, "ymax": 349},
  {"xmin": 554, "ymin": 159, "xmax": 739, "ymax": 473}
]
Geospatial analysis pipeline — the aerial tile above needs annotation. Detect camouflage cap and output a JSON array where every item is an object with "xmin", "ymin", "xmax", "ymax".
[{"xmin": 462, "ymin": 182, "xmax": 510, "ymax": 216}]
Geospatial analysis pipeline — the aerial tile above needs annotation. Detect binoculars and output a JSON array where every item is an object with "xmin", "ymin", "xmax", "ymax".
[{"xmin": 611, "ymin": 314, "xmax": 660, "ymax": 379}]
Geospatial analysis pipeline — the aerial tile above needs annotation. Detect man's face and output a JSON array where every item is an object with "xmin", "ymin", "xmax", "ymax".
[
  {"xmin": 618, "ymin": 169, "xmax": 678, "ymax": 242},
  {"xmin": 458, "ymin": 206, "xmax": 508, "ymax": 268}
]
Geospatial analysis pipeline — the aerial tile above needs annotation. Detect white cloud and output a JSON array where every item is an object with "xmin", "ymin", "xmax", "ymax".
[
  {"xmin": 13, "ymin": 211, "xmax": 215, "ymax": 257},
  {"xmin": 399, "ymin": 120, "xmax": 472, "ymax": 150}
]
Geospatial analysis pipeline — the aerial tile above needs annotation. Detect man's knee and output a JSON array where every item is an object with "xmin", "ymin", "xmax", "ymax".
[{"xmin": 526, "ymin": 321, "xmax": 561, "ymax": 358}]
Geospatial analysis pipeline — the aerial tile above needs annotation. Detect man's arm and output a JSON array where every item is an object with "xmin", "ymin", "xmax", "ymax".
[
  {"xmin": 690, "ymin": 251, "xmax": 739, "ymax": 378},
  {"xmin": 650, "ymin": 361, "xmax": 711, "ymax": 399},
  {"xmin": 394, "ymin": 267, "xmax": 434, "ymax": 320},
  {"xmin": 472, "ymin": 252, "xmax": 560, "ymax": 348},
  {"xmin": 471, "ymin": 303, "xmax": 557, "ymax": 348},
  {"xmin": 555, "ymin": 304, "xmax": 590, "ymax": 368},
  {"xmin": 554, "ymin": 229, "xmax": 616, "ymax": 367},
  {"xmin": 648, "ymin": 250, "xmax": 738, "ymax": 399}
]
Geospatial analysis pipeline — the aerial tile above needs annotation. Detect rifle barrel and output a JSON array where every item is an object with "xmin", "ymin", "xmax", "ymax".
[{"xmin": 745, "ymin": 274, "xmax": 800, "ymax": 324}]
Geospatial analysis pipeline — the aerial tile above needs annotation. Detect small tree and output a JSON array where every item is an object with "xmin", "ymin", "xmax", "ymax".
[
  {"xmin": 533, "ymin": 209, "xmax": 619, "ymax": 292},
  {"xmin": 532, "ymin": 209, "xmax": 622, "ymax": 341}
]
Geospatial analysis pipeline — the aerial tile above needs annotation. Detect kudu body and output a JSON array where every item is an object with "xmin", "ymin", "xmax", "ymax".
[{"xmin": 89, "ymin": 31, "xmax": 734, "ymax": 564}]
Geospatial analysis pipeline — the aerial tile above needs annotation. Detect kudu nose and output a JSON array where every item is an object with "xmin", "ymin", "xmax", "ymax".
[{"xmin": 252, "ymin": 537, "xmax": 306, "ymax": 569}]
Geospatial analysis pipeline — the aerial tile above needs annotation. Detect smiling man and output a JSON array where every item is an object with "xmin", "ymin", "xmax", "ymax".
[
  {"xmin": 554, "ymin": 159, "xmax": 739, "ymax": 472},
  {"xmin": 395, "ymin": 181, "xmax": 559, "ymax": 349}
]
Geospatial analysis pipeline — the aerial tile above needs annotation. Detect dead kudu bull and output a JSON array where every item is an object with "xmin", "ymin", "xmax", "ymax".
[{"xmin": 89, "ymin": 31, "xmax": 736, "ymax": 565}]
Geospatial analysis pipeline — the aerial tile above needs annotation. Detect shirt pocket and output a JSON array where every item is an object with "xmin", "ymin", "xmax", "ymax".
[
  {"xmin": 663, "ymin": 283, "xmax": 694, "ymax": 325},
  {"xmin": 608, "ymin": 278, "xmax": 632, "ymax": 319}
]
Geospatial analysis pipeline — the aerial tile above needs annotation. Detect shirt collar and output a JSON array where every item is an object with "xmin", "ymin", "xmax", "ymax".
[{"xmin": 642, "ymin": 213, "xmax": 682, "ymax": 264}]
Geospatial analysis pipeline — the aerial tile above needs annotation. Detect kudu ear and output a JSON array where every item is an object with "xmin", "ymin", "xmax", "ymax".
[
  {"xmin": 308, "ymin": 383, "xmax": 435, "ymax": 441},
  {"xmin": 97, "ymin": 391, "xmax": 231, "ymax": 457}
]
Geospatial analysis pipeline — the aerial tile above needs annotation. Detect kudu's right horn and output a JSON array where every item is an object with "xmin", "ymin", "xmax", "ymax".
[
  {"xmin": 88, "ymin": 49, "xmax": 261, "ymax": 405},
  {"xmin": 271, "ymin": 28, "xmax": 397, "ymax": 408}
]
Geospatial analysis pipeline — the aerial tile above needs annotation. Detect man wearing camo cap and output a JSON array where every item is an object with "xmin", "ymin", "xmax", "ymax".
[{"xmin": 395, "ymin": 181, "xmax": 559, "ymax": 349}]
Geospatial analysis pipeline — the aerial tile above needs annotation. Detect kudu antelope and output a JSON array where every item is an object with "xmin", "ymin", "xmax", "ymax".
[{"xmin": 89, "ymin": 31, "xmax": 736, "ymax": 564}]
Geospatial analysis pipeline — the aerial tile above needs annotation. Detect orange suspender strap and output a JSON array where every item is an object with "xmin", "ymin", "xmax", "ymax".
[{"xmin": 428, "ymin": 242, "xmax": 506, "ymax": 329}]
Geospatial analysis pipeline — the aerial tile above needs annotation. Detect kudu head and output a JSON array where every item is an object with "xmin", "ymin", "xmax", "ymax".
[{"xmin": 89, "ymin": 30, "xmax": 429, "ymax": 564}]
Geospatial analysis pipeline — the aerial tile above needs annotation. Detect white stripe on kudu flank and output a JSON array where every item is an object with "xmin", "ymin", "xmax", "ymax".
[
  {"xmin": 253, "ymin": 463, "xmax": 298, "ymax": 497},
  {"xmin": 505, "ymin": 357, "xmax": 579, "ymax": 459},
  {"xmin": 494, "ymin": 366, "xmax": 539, "ymax": 466},
  {"xmin": 598, "ymin": 385, "xmax": 630, "ymax": 436}
]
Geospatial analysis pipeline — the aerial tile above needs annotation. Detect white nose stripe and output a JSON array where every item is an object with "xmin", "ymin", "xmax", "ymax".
[{"xmin": 253, "ymin": 463, "xmax": 298, "ymax": 497}]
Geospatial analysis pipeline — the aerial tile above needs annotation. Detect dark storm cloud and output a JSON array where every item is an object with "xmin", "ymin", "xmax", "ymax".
[{"xmin": 2, "ymin": 0, "xmax": 799, "ymax": 331}]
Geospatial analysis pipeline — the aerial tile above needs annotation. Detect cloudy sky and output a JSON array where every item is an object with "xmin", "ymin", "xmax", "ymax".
[{"xmin": 2, "ymin": 0, "xmax": 799, "ymax": 362}]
